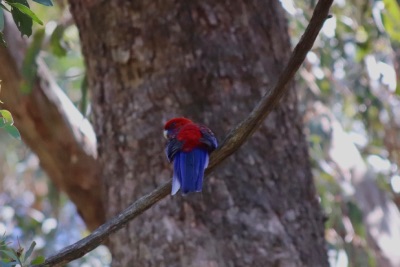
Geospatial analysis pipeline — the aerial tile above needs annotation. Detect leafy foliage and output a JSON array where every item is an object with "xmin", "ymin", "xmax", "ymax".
[
  {"xmin": 21, "ymin": 28, "xmax": 44, "ymax": 93},
  {"xmin": 49, "ymin": 24, "xmax": 67, "ymax": 57},
  {"xmin": 9, "ymin": 2, "xmax": 43, "ymax": 26},
  {"xmin": 382, "ymin": 0, "xmax": 400, "ymax": 43},
  {"xmin": 9, "ymin": 0, "xmax": 33, "ymax": 37},
  {"xmin": 0, "ymin": 5, "xmax": 106, "ymax": 266},
  {"xmin": 0, "ymin": 83, "xmax": 20, "ymax": 140},
  {"xmin": 283, "ymin": 0, "xmax": 400, "ymax": 265},
  {"xmin": 0, "ymin": 0, "xmax": 52, "ymax": 44},
  {"xmin": 0, "ymin": 237, "xmax": 45, "ymax": 266},
  {"xmin": 0, "ymin": 110, "xmax": 21, "ymax": 140}
]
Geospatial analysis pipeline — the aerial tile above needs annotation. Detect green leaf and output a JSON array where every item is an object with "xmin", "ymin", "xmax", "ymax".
[
  {"xmin": 8, "ymin": 0, "xmax": 32, "ymax": 37},
  {"xmin": 0, "ymin": 236, "xmax": 7, "ymax": 246},
  {"xmin": 50, "ymin": 25, "xmax": 67, "ymax": 57},
  {"xmin": 382, "ymin": 0, "xmax": 400, "ymax": 43},
  {"xmin": 0, "ymin": 8, "xmax": 4, "ymax": 31},
  {"xmin": 32, "ymin": 0, "xmax": 52, "ymax": 6},
  {"xmin": 23, "ymin": 241, "xmax": 36, "ymax": 262},
  {"xmin": 395, "ymin": 83, "xmax": 400, "ymax": 96},
  {"xmin": 0, "ymin": 118, "xmax": 5, "ymax": 128},
  {"xmin": 30, "ymin": 255, "xmax": 45, "ymax": 265},
  {"xmin": 4, "ymin": 125, "xmax": 21, "ymax": 140},
  {"xmin": 0, "ymin": 250, "xmax": 18, "ymax": 262},
  {"xmin": 21, "ymin": 28, "xmax": 45, "ymax": 93},
  {"xmin": 8, "ymin": 2, "xmax": 43, "ymax": 25},
  {"xmin": 0, "ymin": 109, "xmax": 14, "ymax": 125}
]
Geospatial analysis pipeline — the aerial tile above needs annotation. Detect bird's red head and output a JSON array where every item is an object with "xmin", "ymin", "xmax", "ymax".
[{"xmin": 164, "ymin": 117, "xmax": 193, "ymax": 139}]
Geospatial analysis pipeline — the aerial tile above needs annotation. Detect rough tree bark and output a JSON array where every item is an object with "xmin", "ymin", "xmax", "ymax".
[{"xmin": 69, "ymin": 1, "xmax": 327, "ymax": 266}]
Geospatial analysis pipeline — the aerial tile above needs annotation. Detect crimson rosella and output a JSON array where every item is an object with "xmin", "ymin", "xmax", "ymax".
[{"xmin": 164, "ymin": 117, "xmax": 218, "ymax": 195}]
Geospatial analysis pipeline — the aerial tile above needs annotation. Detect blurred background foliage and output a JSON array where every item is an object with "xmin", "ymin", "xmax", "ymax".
[
  {"xmin": 0, "ymin": 1, "xmax": 108, "ymax": 266},
  {"xmin": 284, "ymin": 0, "xmax": 400, "ymax": 266},
  {"xmin": 0, "ymin": 0, "xmax": 399, "ymax": 266}
]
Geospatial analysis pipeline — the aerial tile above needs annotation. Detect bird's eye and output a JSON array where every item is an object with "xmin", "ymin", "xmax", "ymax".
[{"xmin": 163, "ymin": 130, "xmax": 169, "ymax": 139}]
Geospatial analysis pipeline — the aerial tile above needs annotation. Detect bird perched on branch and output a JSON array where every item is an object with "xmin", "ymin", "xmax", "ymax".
[{"xmin": 164, "ymin": 117, "xmax": 218, "ymax": 195}]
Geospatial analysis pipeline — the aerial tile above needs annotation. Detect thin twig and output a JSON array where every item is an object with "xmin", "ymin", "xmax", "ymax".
[{"xmin": 34, "ymin": 1, "xmax": 333, "ymax": 266}]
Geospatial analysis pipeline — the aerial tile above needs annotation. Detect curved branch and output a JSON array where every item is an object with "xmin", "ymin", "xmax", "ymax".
[{"xmin": 35, "ymin": 1, "xmax": 333, "ymax": 266}]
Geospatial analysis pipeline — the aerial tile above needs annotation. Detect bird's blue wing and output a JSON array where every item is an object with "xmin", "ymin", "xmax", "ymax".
[
  {"xmin": 199, "ymin": 126, "xmax": 218, "ymax": 151},
  {"xmin": 166, "ymin": 138, "xmax": 183, "ymax": 162}
]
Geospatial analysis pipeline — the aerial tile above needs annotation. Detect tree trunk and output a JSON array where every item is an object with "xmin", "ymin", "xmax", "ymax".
[{"xmin": 69, "ymin": 1, "xmax": 327, "ymax": 266}]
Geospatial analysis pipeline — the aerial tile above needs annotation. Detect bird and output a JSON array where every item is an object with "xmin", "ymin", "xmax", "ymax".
[{"xmin": 163, "ymin": 117, "xmax": 218, "ymax": 195}]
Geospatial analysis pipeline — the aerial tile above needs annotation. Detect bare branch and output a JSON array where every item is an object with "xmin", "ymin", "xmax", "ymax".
[{"xmin": 34, "ymin": 1, "xmax": 333, "ymax": 266}]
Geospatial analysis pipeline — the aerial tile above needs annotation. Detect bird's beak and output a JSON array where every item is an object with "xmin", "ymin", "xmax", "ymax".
[{"xmin": 163, "ymin": 130, "xmax": 168, "ymax": 139}]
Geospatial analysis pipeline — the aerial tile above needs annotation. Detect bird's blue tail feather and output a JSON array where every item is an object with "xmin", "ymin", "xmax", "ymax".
[{"xmin": 171, "ymin": 149, "xmax": 209, "ymax": 195}]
